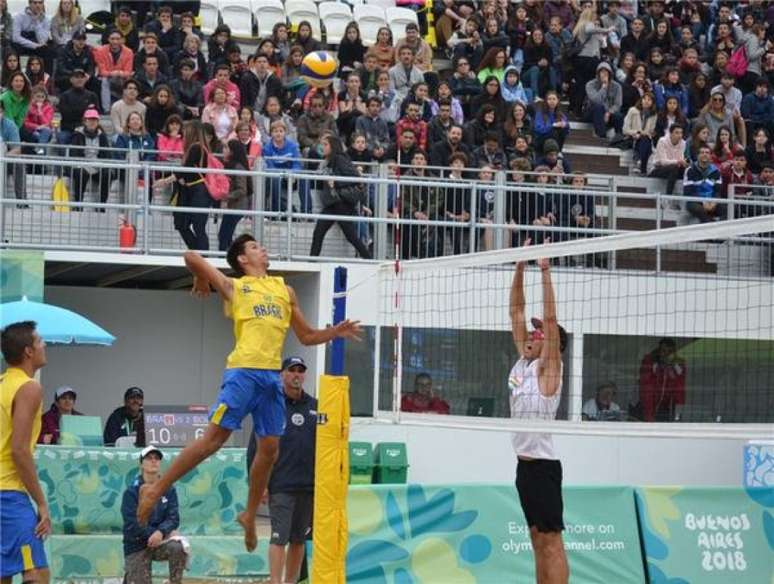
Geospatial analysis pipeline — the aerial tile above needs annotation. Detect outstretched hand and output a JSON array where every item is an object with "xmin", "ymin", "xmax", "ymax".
[
  {"xmin": 516, "ymin": 237, "xmax": 531, "ymax": 270},
  {"xmin": 333, "ymin": 319, "xmax": 363, "ymax": 341},
  {"xmin": 191, "ymin": 276, "xmax": 211, "ymax": 298},
  {"xmin": 537, "ymin": 237, "xmax": 551, "ymax": 271}
]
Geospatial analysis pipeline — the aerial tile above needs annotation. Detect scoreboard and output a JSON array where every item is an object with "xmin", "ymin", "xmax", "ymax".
[{"xmin": 143, "ymin": 405, "xmax": 209, "ymax": 447}]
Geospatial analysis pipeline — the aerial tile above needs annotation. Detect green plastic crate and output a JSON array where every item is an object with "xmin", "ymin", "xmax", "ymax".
[
  {"xmin": 373, "ymin": 442, "xmax": 408, "ymax": 484},
  {"xmin": 349, "ymin": 442, "xmax": 374, "ymax": 485}
]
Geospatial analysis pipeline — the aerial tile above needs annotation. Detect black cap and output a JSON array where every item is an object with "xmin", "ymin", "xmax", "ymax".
[
  {"xmin": 281, "ymin": 356, "xmax": 307, "ymax": 371},
  {"xmin": 71, "ymin": 68, "xmax": 87, "ymax": 76},
  {"xmin": 124, "ymin": 386, "xmax": 144, "ymax": 399}
]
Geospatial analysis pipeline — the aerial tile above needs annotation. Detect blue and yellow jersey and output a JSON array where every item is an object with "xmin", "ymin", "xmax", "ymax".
[
  {"xmin": 225, "ymin": 275, "xmax": 292, "ymax": 370},
  {"xmin": 0, "ymin": 367, "xmax": 40, "ymax": 492}
]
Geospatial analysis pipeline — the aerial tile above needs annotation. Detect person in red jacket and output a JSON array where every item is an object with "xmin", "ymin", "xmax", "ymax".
[
  {"xmin": 93, "ymin": 29, "xmax": 134, "ymax": 112},
  {"xmin": 38, "ymin": 386, "xmax": 84, "ymax": 444},
  {"xmin": 638, "ymin": 338, "xmax": 686, "ymax": 422},
  {"xmin": 401, "ymin": 373, "xmax": 451, "ymax": 414}
]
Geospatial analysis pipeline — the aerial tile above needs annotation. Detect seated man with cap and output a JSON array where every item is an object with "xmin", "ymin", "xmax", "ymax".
[
  {"xmin": 121, "ymin": 446, "xmax": 187, "ymax": 584},
  {"xmin": 38, "ymin": 385, "xmax": 84, "ymax": 444},
  {"xmin": 104, "ymin": 387, "xmax": 146, "ymax": 446}
]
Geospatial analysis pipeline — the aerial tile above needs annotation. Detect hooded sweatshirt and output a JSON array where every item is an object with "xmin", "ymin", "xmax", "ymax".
[
  {"xmin": 585, "ymin": 62, "xmax": 622, "ymax": 114},
  {"xmin": 501, "ymin": 66, "xmax": 529, "ymax": 104}
]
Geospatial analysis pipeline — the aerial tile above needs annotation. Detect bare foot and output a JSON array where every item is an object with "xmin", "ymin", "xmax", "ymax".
[
  {"xmin": 237, "ymin": 510, "xmax": 257, "ymax": 552},
  {"xmin": 137, "ymin": 483, "xmax": 158, "ymax": 526}
]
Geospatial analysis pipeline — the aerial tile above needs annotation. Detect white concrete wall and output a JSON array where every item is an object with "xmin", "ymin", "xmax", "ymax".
[
  {"xmin": 43, "ymin": 273, "xmax": 322, "ymax": 444},
  {"xmin": 350, "ymin": 420, "xmax": 748, "ymax": 486}
]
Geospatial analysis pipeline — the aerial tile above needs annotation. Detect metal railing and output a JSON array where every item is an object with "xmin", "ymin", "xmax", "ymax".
[{"xmin": 0, "ymin": 147, "xmax": 771, "ymax": 277}]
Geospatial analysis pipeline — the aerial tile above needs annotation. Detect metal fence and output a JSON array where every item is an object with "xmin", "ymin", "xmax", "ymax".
[{"xmin": 0, "ymin": 146, "xmax": 772, "ymax": 277}]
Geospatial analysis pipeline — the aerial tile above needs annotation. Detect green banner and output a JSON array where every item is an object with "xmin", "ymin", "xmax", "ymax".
[
  {"xmin": 635, "ymin": 486, "xmax": 774, "ymax": 583},
  {"xmin": 35, "ymin": 446, "xmax": 248, "ymax": 536},
  {"xmin": 0, "ymin": 250, "xmax": 44, "ymax": 303},
  {"xmin": 347, "ymin": 484, "xmax": 645, "ymax": 583}
]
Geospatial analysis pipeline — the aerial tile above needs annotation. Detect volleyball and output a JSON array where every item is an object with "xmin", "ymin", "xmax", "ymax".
[{"xmin": 300, "ymin": 51, "xmax": 338, "ymax": 88}]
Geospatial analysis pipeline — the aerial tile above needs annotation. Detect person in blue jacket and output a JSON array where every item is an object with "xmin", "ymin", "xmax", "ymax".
[
  {"xmin": 654, "ymin": 67, "xmax": 689, "ymax": 116},
  {"xmin": 262, "ymin": 118, "xmax": 302, "ymax": 215},
  {"xmin": 121, "ymin": 446, "xmax": 187, "ymax": 584}
]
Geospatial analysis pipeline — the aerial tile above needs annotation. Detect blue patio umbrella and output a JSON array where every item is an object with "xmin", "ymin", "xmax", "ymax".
[{"xmin": 0, "ymin": 297, "xmax": 115, "ymax": 346}]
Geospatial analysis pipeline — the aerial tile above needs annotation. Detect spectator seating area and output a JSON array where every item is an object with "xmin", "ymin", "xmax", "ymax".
[{"xmin": 0, "ymin": 0, "xmax": 772, "ymax": 266}]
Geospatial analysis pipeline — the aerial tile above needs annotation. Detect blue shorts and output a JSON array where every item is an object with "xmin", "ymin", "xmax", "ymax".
[
  {"xmin": 0, "ymin": 491, "xmax": 48, "ymax": 577},
  {"xmin": 209, "ymin": 368, "xmax": 286, "ymax": 437}
]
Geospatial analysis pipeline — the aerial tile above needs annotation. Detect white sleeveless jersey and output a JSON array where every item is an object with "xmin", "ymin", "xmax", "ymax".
[{"xmin": 508, "ymin": 357, "xmax": 562, "ymax": 460}]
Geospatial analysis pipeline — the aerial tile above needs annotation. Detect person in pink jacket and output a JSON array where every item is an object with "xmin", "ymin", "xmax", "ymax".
[
  {"xmin": 22, "ymin": 86, "xmax": 54, "ymax": 154},
  {"xmin": 94, "ymin": 29, "xmax": 135, "ymax": 112},
  {"xmin": 203, "ymin": 64, "xmax": 241, "ymax": 110}
]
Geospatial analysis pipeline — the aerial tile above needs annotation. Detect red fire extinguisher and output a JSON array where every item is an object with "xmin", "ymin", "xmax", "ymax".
[{"xmin": 119, "ymin": 215, "xmax": 136, "ymax": 251}]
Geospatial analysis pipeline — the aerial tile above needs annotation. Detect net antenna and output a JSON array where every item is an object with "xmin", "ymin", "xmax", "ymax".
[{"xmin": 377, "ymin": 215, "xmax": 774, "ymax": 440}]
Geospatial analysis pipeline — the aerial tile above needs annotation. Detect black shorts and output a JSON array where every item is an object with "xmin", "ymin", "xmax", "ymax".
[
  {"xmin": 515, "ymin": 459, "xmax": 565, "ymax": 533},
  {"xmin": 269, "ymin": 491, "xmax": 313, "ymax": 545}
]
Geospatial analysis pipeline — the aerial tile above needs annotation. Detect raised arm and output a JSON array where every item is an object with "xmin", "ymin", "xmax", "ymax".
[
  {"xmin": 510, "ymin": 254, "xmax": 529, "ymax": 357},
  {"xmin": 11, "ymin": 381, "xmax": 51, "ymax": 538},
  {"xmin": 537, "ymin": 258, "xmax": 562, "ymax": 397},
  {"xmin": 288, "ymin": 285, "xmax": 362, "ymax": 346},
  {"xmin": 184, "ymin": 251, "xmax": 234, "ymax": 301}
]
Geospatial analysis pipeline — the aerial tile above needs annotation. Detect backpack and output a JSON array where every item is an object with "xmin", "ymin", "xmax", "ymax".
[
  {"xmin": 202, "ymin": 149, "xmax": 230, "ymax": 201},
  {"xmin": 726, "ymin": 45, "xmax": 748, "ymax": 79}
]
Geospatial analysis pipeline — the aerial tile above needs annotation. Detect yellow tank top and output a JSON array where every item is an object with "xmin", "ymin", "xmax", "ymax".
[
  {"xmin": 0, "ymin": 367, "xmax": 41, "ymax": 492},
  {"xmin": 225, "ymin": 275, "xmax": 292, "ymax": 370}
]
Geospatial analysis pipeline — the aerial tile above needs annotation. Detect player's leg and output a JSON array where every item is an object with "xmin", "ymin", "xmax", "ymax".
[
  {"xmin": 238, "ymin": 370, "xmax": 286, "ymax": 551},
  {"xmin": 239, "ymin": 435, "xmax": 280, "ymax": 551},
  {"xmin": 137, "ymin": 422, "xmax": 232, "ymax": 522},
  {"xmin": 139, "ymin": 368, "xmax": 258, "ymax": 523},
  {"xmin": 0, "ymin": 493, "xmax": 49, "ymax": 584},
  {"xmin": 285, "ymin": 543, "xmax": 305, "ymax": 584},
  {"xmin": 535, "ymin": 531, "xmax": 568, "ymax": 584}
]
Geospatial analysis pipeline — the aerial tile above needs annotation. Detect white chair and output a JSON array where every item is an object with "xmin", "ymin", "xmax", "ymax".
[
  {"xmin": 220, "ymin": 0, "xmax": 254, "ymax": 37},
  {"xmin": 366, "ymin": 0, "xmax": 395, "ymax": 8},
  {"xmin": 76, "ymin": 0, "xmax": 112, "ymax": 18},
  {"xmin": 318, "ymin": 1, "xmax": 352, "ymax": 45},
  {"xmin": 353, "ymin": 3, "xmax": 385, "ymax": 45},
  {"xmin": 199, "ymin": 0, "xmax": 221, "ymax": 35},
  {"xmin": 253, "ymin": 0, "xmax": 286, "ymax": 38},
  {"xmin": 285, "ymin": 0, "xmax": 321, "ymax": 39},
  {"xmin": 385, "ymin": 6, "xmax": 417, "ymax": 41},
  {"xmin": 7, "ymin": 0, "xmax": 28, "ymax": 16}
]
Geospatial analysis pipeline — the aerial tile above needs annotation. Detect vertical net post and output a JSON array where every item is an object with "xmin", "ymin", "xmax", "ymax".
[
  {"xmin": 312, "ymin": 266, "xmax": 351, "ymax": 583},
  {"xmin": 330, "ymin": 266, "xmax": 348, "ymax": 375}
]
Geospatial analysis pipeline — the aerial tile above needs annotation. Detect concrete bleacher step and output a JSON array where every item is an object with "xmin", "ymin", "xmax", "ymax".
[{"xmin": 616, "ymin": 248, "xmax": 716, "ymax": 274}]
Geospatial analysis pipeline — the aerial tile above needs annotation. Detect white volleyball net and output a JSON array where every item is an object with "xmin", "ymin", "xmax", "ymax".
[{"xmin": 372, "ymin": 215, "xmax": 774, "ymax": 440}]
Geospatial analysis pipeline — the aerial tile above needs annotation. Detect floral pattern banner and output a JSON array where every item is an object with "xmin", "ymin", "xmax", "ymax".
[
  {"xmin": 635, "ymin": 486, "xmax": 774, "ymax": 584},
  {"xmin": 346, "ymin": 484, "xmax": 645, "ymax": 584}
]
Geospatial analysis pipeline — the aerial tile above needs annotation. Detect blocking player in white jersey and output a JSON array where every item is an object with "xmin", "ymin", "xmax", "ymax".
[{"xmin": 508, "ymin": 242, "xmax": 569, "ymax": 584}]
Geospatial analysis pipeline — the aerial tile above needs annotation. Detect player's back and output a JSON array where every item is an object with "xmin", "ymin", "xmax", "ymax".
[
  {"xmin": 0, "ymin": 367, "xmax": 41, "ymax": 492},
  {"xmin": 226, "ymin": 275, "xmax": 292, "ymax": 371}
]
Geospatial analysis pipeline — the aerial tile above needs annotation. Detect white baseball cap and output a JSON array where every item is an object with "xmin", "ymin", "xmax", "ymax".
[
  {"xmin": 55, "ymin": 386, "xmax": 77, "ymax": 400},
  {"xmin": 139, "ymin": 445, "xmax": 163, "ymax": 461}
]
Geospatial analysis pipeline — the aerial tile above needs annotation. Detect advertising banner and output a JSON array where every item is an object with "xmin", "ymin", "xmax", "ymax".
[
  {"xmin": 636, "ymin": 486, "xmax": 773, "ymax": 584},
  {"xmin": 347, "ymin": 484, "xmax": 645, "ymax": 583}
]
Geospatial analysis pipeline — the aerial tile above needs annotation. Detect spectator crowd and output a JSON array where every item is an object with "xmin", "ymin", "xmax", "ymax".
[{"xmin": 0, "ymin": 0, "xmax": 773, "ymax": 257}]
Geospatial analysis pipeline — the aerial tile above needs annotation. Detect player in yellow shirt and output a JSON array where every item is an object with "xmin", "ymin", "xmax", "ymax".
[
  {"xmin": 137, "ymin": 234, "xmax": 361, "ymax": 551},
  {"xmin": 0, "ymin": 321, "xmax": 51, "ymax": 584}
]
